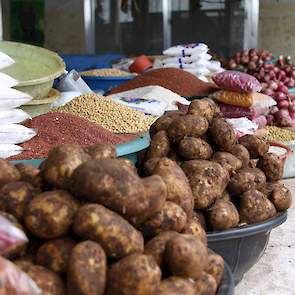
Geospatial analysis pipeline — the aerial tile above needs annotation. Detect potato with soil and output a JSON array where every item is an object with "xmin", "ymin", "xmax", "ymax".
[
  {"xmin": 178, "ymin": 137, "xmax": 213, "ymax": 160},
  {"xmin": 68, "ymin": 241, "xmax": 107, "ymax": 295},
  {"xmin": 157, "ymin": 277, "xmax": 196, "ymax": 295},
  {"xmin": 194, "ymin": 272, "xmax": 217, "ymax": 295},
  {"xmin": 268, "ymin": 182, "xmax": 292, "ymax": 211},
  {"xmin": 144, "ymin": 231, "xmax": 178, "ymax": 268},
  {"xmin": 40, "ymin": 144, "xmax": 90, "ymax": 189},
  {"xmin": 0, "ymin": 181, "xmax": 36, "ymax": 220},
  {"xmin": 15, "ymin": 163, "xmax": 43, "ymax": 189},
  {"xmin": 143, "ymin": 157, "xmax": 161, "ymax": 175},
  {"xmin": 194, "ymin": 211, "xmax": 207, "ymax": 230},
  {"xmin": 240, "ymin": 189, "xmax": 277, "ymax": 224},
  {"xmin": 24, "ymin": 190, "xmax": 79, "ymax": 239},
  {"xmin": 205, "ymin": 251, "xmax": 224, "ymax": 286},
  {"xmin": 165, "ymin": 234, "xmax": 208, "ymax": 279},
  {"xmin": 257, "ymin": 153, "xmax": 284, "ymax": 181},
  {"xmin": 146, "ymin": 130, "xmax": 170, "ymax": 159},
  {"xmin": 188, "ymin": 98, "xmax": 217, "ymax": 122},
  {"xmin": 207, "ymin": 200, "xmax": 239, "ymax": 230},
  {"xmin": 183, "ymin": 216, "xmax": 207, "ymax": 245},
  {"xmin": 218, "ymin": 190, "xmax": 231, "ymax": 202},
  {"xmin": 225, "ymin": 144, "xmax": 250, "ymax": 168},
  {"xmin": 0, "ymin": 159, "xmax": 20, "ymax": 188},
  {"xmin": 84, "ymin": 143, "xmax": 116, "ymax": 160},
  {"xmin": 227, "ymin": 168, "xmax": 266, "ymax": 196},
  {"xmin": 141, "ymin": 201, "xmax": 187, "ymax": 237},
  {"xmin": 168, "ymin": 115, "xmax": 209, "ymax": 144},
  {"xmin": 36, "ymin": 238, "xmax": 76, "ymax": 273},
  {"xmin": 152, "ymin": 158, "xmax": 194, "ymax": 217},
  {"xmin": 239, "ymin": 134, "xmax": 269, "ymax": 158},
  {"xmin": 73, "ymin": 204, "xmax": 143, "ymax": 259},
  {"xmin": 208, "ymin": 118, "xmax": 236, "ymax": 150},
  {"xmin": 71, "ymin": 159, "xmax": 151, "ymax": 220},
  {"xmin": 106, "ymin": 254, "xmax": 161, "ymax": 295},
  {"xmin": 182, "ymin": 160, "xmax": 230, "ymax": 209},
  {"xmin": 211, "ymin": 152, "xmax": 242, "ymax": 176},
  {"xmin": 23, "ymin": 264, "xmax": 66, "ymax": 295}
]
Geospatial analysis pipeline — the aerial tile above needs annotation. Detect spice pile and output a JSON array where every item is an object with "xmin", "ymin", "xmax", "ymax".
[
  {"xmin": 54, "ymin": 93, "xmax": 155, "ymax": 133},
  {"xmin": 10, "ymin": 112, "xmax": 134, "ymax": 160},
  {"xmin": 109, "ymin": 68, "xmax": 217, "ymax": 97},
  {"xmin": 80, "ymin": 68, "xmax": 133, "ymax": 77}
]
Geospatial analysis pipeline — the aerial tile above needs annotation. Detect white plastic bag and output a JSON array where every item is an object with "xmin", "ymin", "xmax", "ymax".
[
  {"xmin": 0, "ymin": 124, "xmax": 36, "ymax": 144},
  {"xmin": 226, "ymin": 117, "xmax": 258, "ymax": 137},
  {"xmin": 0, "ymin": 88, "xmax": 32, "ymax": 110},
  {"xmin": 0, "ymin": 72, "xmax": 18, "ymax": 88},
  {"xmin": 163, "ymin": 43, "xmax": 208, "ymax": 57},
  {"xmin": 0, "ymin": 51, "xmax": 15, "ymax": 69},
  {"xmin": 51, "ymin": 91, "xmax": 82, "ymax": 109},
  {"xmin": 0, "ymin": 109, "xmax": 31, "ymax": 125},
  {"xmin": 0, "ymin": 144, "xmax": 23, "ymax": 158}
]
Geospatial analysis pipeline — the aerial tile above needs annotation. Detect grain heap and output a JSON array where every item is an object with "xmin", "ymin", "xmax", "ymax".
[
  {"xmin": 54, "ymin": 94, "xmax": 155, "ymax": 133},
  {"xmin": 80, "ymin": 68, "xmax": 133, "ymax": 77},
  {"xmin": 266, "ymin": 126, "xmax": 295, "ymax": 142}
]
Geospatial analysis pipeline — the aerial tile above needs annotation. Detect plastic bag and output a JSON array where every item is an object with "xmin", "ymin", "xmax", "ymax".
[
  {"xmin": 0, "ymin": 51, "xmax": 15, "ymax": 70},
  {"xmin": 0, "ymin": 144, "xmax": 23, "ymax": 158},
  {"xmin": 252, "ymin": 92, "xmax": 276, "ymax": 108},
  {"xmin": 0, "ymin": 88, "xmax": 32, "ymax": 110},
  {"xmin": 0, "ymin": 256, "xmax": 42, "ymax": 295},
  {"xmin": 0, "ymin": 109, "xmax": 31, "ymax": 125},
  {"xmin": 51, "ymin": 91, "xmax": 82, "ymax": 109},
  {"xmin": 0, "ymin": 124, "xmax": 36, "ymax": 144},
  {"xmin": 252, "ymin": 115, "xmax": 267, "ymax": 129},
  {"xmin": 0, "ymin": 72, "xmax": 18, "ymax": 88},
  {"xmin": 211, "ymin": 90, "xmax": 253, "ymax": 107},
  {"xmin": 163, "ymin": 43, "xmax": 208, "ymax": 57},
  {"xmin": 226, "ymin": 117, "xmax": 258, "ymax": 138},
  {"xmin": 212, "ymin": 70, "xmax": 262, "ymax": 93}
]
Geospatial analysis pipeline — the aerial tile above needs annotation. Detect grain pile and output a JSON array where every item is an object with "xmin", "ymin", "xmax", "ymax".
[
  {"xmin": 266, "ymin": 126, "xmax": 295, "ymax": 142},
  {"xmin": 80, "ymin": 68, "xmax": 132, "ymax": 77},
  {"xmin": 54, "ymin": 94, "xmax": 155, "ymax": 133}
]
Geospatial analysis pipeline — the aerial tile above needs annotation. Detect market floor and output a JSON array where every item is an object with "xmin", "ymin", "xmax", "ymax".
[{"xmin": 236, "ymin": 178, "xmax": 295, "ymax": 295}]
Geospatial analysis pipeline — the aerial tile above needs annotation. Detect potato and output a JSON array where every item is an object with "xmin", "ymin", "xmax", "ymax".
[
  {"xmin": 84, "ymin": 143, "xmax": 116, "ymax": 160},
  {"xmin": 106, "ymin": 254, "xmax": 161, "ymax": 295},
  {"xmin": 143, "ymin": 157, "xmax": 161, "ymax": 175},
  {"xmin": 257, "ymin": 153, "xmax": 284, "ymax": 181},
  {"xmin": 240, "ymin": 189, "xmax": 277, "ymax": 224},
  {"xmin": 146, "ymin": 130, "xmax": 170, "ymax": 159},
  {"xmin": 36, "ymin": 238, "xmax": 76, "ymax": 273},
  {"xmin": 182, "ymin": 160, "xmax": 230, "ymax": 209},
  {"xmin": 73, "ymin": 204, "xmax": 144, "ymax": 259},
  {"xmin": 15, "ymin": 163, "xmax": 43, "ymax": 189},
  {"xmin": 178, "ymin": 137, "xmax": 213, "ymax": 160},
  {"xmin": 116, "ymin": 158, "xmax": 137, "ymax": 174},
  {"xmin": 211, "ymin": 152, "xmax": 242, "ymax": 176},
  {"xmin": 193, "ymin": 272, "xmax": 217, "ymax": 295},
  {"xmin": 71, "ymin": 159, "xmax": 148, "ymax": 219},
  {"xmin": 168, "ymin": 115, "xmax": 209, "ymax": 144},
  {"xmin": 144, "ymin": 231, "xmax": 178, "ymax": 268},
  {"xmin": 0, "ymin": 181, "xmax": 36, "ymax": 220},
  {"xmin": 208, "ymin": 118, "xmax": 236, "ymax": 150},
  {"xmin": 269, "ymin": 183, "xmax": 292, "ymax": 211},
  {"xmin": 152, "ymin": 158, "xmax": 194, "ymax": 217},
  {"xmin": 182, "ymin": 216, "xmax": 207, "ymax": 245},
  {"xmin": 225, "ymin": 144, "xmax": 250, "ymax": 168},
  {"xmin": 0, "ymin": 159, "xmax": 21, "ymax": 188},
  {"xmin": 157, "ymin": 277, "xmax": 195, "ymax": 295},
  {"xmin": 24, "ymin": 190, "xmax": 79, "ymax": 239},
  {"xmin": 13, "ymin": 257, "xmax": 34, "ymax": 272},
  {"xmin": 165, "ymin": 234, "xmax": 208, "ymax": 279},
  {"xmin": 24, "ymin": 265, "xmax": 66, "ymax": 295},
  {"xmin": 207, "ymin": 200, "xmax": 239, "ymax": 230},
  {"xmin": 194, "ymin": 211, "xmax": 207, "ymax": 230},
  {"xmin": 67, "ymin": 241, "xmax": 107, "ymax": 295},
  {"xmin": 205, "ymin": 251, "xmax": 224, "ymax": 285},
  {"xmin": 141, "ymin": 201, "xmax": 187, "ymax": 237},
  {"xmin": 239, "ymin": 134, "xmax": 269, "ymax": 158},
  {"xmin": 40, "ymin": 144, "xmax": 90, "ymax": 189},
  {"xmin": 188, "ymin": 98, "xmax": 217, "ymax": 123},
  {"xmin": 227, "ymin": 168, "xmax": 266, "ymax": 196},
  {"xmin": 218, "ymin": 190, "xmax": 231, "ymax": 202}
]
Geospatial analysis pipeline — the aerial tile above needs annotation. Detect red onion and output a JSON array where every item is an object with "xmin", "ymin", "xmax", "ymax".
[
  {"xmin": 274, "ymin": 66, "xmax": 280, "ymax": 73},
  {"xmin": 277, "ymin": 84, "xmax": 289, "ymax": 94},
  {"xmin": 268, "ymin": 81, "xmax": 278, "ymax": 90},
  {"xmin": 278, "ymin": 100, "xmax": 289, "ymax": 109},
  {"xmin": 289, "ymin": 102, "xmax": 295, "ymax": 113},
  {"xmin": 266, "ymin": 114, "xmax": 274, "ymax": 125},
  {"xmin": 277, "ymin": 71, "xmax": 286, "ymax": 81},
  {"xmin": 264, "ymin": 89, "xmax": 275, "ymax": 97},
  {"xmin": 270, "ymin": 106, "xmax": 279, "ymax": 115},
  {"xmin": 287, "ymin": 79, "xmax": 295, "ymax": 88},
  {"xmin": 268, "ymin": 70, "xmax": 276, "ymax": 78},
  {"xmin": 274, "ymin": 92, "xmax": 287, "ymax": 101}
]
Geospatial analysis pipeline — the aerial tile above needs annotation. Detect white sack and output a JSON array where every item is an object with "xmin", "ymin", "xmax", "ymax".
[
  {"xmin": 0, "ymin": 144, "xmax": 23, "ymax": 159},
  {"xmin": 0, "ymin": 109, "xmax": 31, "ymax": 125},
  {"xmin": 0, "ymin": 51, "xmax": 15, "ymax": 69},
  {"xmin": 0, "ymin": 88, "xmax": 32, "ymax": 110},
  {"xmin": 0, "ymin": 124, "xmax": 36, "ymax": 144},
  {"xmin": 0, "ymin": 72, "xmax": 18, "ymax": 88}
]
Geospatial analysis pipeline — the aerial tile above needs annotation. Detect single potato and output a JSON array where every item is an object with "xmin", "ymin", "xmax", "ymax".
[
  {"xmin": 211, "ymin": 152, "xmax": 242, "ymax": 176},
  {"xmin": 188, "ymin": 98, "xmax": 217, "ymax": 123},
  {"xmin": 146, "ymin": 130, "xmax": 170, "ymax": 159},
  {"xmin": 194, "ymin": 272, "xmax": 217, "ymax": 295},
  {"xmin": 239, "ymin": 134, "xmax": 269, "ymax": 159},
  {"xmin": 225, "ymin": 144, "xmax": 250, "ymax": 168},
  {"xmin": 157, "ymin": 277, "xmax": 195, "ymax": 295},
  {"xmin": 0, "ymin": 159, "xmax": 21, "ymax": 188},
  {"xmin": 84, "ymin": 143, "xmax": 116, "ymax": 160},
  {"xmin": 257, "ymin": 153, "xmax": 284, "ymax": 181}
]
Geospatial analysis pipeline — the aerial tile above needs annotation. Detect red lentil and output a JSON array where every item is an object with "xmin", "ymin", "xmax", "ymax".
[{"xmin": 10, "ymin": 112, "xmax": 135, "ymax": 160}]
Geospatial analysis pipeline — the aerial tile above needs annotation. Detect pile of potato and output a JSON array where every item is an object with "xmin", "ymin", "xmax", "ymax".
[
  {"xmin": 0, "ymin": 143, "xmax": 226, "ymax": 295},
  {"xmin": 142, "ymin": 98, "xmax": 292, "ymax": 231}
]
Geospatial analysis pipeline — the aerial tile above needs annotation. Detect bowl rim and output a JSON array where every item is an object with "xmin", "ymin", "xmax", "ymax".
[
  {"xmin": 217, "ymin": 261, "xmax": 235, "ymax": 295},
  {"xmin": 81, "ymin": 75, "xmax": 135, "ymax": 81}
]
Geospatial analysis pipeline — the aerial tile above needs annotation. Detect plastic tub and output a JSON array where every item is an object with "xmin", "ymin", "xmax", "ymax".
[
  {"xmin": 207, "ymin": 211, "xmax": 287, "ymax": 284},
  {"xmin": 217, "ymin": 261, "xmax": 235, "ymax": 295}
]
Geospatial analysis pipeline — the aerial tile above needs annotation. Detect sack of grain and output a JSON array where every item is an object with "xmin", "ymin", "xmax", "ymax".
[{"xmin": 0, "ymin": 124, "xmax": 36, "ymax": 144}]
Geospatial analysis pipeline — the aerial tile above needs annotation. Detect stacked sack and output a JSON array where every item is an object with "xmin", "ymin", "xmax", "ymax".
[
  {"xmin": 154, "ymin": 43, "xmax": 224, "ymax": 82},
  {"xmin": 0, "ymin": 51, "xmax": 36, "ymax": 158},
  {"xmin": 210, "ymin": 70, "xmax": 277, "ymax": 137}
]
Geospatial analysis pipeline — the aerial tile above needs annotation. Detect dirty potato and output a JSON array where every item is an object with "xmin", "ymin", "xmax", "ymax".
[
  {"xmin": 225, "ymin": 144, "xmax": 250, "ymax": 168},
  {"xmin": 178, "ymin": 137, "xmax": 213, "ymax": 160},
  {"xmin": 143, "ymin": 157, "xmax": 162, "ymax": 175},
  {"xmin": 146, "ymin": 130, "xmax": 170, "ymax": 159},
  {"xmin": 193, "ymin": 272, "xmax": 217, "ymax": 295},
  {"xmin": 106, "ymin": 254, "xmax": 161, "ymax": 295},
  {"xmin": 24, "ymin": 190, "xmax": 79, "ymax": 239},
  {"xmin": 211, "ymin": 152, "xmax": 242, "ymax": 176},
  {"xmin": 15, "ymin": 163, "xmax": 43, "ymax": 189},
  {"xmin": 84, "ymin": 143, "xmax": 116, "ymax": 160},
  {"xmin": 0, "ymin": 159, "xmax": 20, "ymax": 188},
  {"xmin": 257, "ymin": 153, "xmax": 284, "ymax": 181},
  {"xmin": 268, "ymin": 182, "xmax": 292, "ymax": 211},
  {"xmin": 67, "ymin": 241, "xmax": 107, "ymax": 295},
  {"xmin": 217, "ymin": 190, "xmax": 231, "ymax": 202},
  {"xmin": 182, "ymin": 216, "xmax": 207, "ymax": 245},
  {"xmin": 157, "ymin": 277, "xmax": 195, "ymax": 295},
  {"xmin": 239, "ymin": 134, "xmax": 269, "ymax": 158},
  {"xmin": 188, "ymin": 98, "xmax": 217, "ymax": 123},
  {"xmin": 194, "ymin": 211, "xmax": 207, "ymax": 230},
  {"xmin": 205, "ymin": 251, "xmax": 224, "ymax": 285},
  {"xmin": 73, "ymin": 204, "xmax": 144, "ymax": 260}
]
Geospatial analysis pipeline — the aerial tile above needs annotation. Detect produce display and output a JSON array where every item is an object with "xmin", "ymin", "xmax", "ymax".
[
  {"xmin": 0, "ymin": 143, "xmax": 228, "ymax": 295},
  {"xmin": 80, "ymin": 68, "xmax": 133, "ymax": 77}
]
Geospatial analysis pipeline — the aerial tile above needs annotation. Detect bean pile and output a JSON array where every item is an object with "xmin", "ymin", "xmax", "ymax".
[
  {"xmin": 266, "ymin": 126, "xmax": 295, "ymax": 141},
  {"xmin": 80, "ymin": 68, "xmax": 132, "ymax": 77},
  {"xmin": 54, "ymin": 94, "xmax": 155, "ymax": 133}
]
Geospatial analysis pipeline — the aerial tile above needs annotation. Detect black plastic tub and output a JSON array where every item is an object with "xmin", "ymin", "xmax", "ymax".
[
  {"xmin": 208, "ymin": 211, "xmax": 287, "ymax": 285},
  {"xmin": 217, "ymin": 261, "xmax": 235, "ymax": 295}
]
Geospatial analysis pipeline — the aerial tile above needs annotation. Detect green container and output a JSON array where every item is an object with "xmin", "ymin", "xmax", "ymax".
[{"xmin": 0, "ymin": 41, "xmax": 65, "ymax": 99}]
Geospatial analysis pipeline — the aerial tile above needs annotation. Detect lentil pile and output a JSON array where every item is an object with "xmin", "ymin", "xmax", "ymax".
[
  {"xmin": 109, "ymin": 67, "xmax": 218, "ymax": 97},
  {"xmin": 266, "ymin": 126, "xmax": 295, "ymax": 142},
  {"xmin": 10, "ymin": 112, "xmax": 135, "ymax": 160},
  {"xmin": 54, "ymin": 94, "xmax": 155, "ymax": 133},
  {"xmin": 81, "ymin": 68, "xmax": 132, "ymax": 77}
]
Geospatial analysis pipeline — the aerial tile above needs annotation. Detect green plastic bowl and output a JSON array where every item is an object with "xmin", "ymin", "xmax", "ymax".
[{"xmin": 0, "ymin": 41, "xmax": 65, "ymax": 99}]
